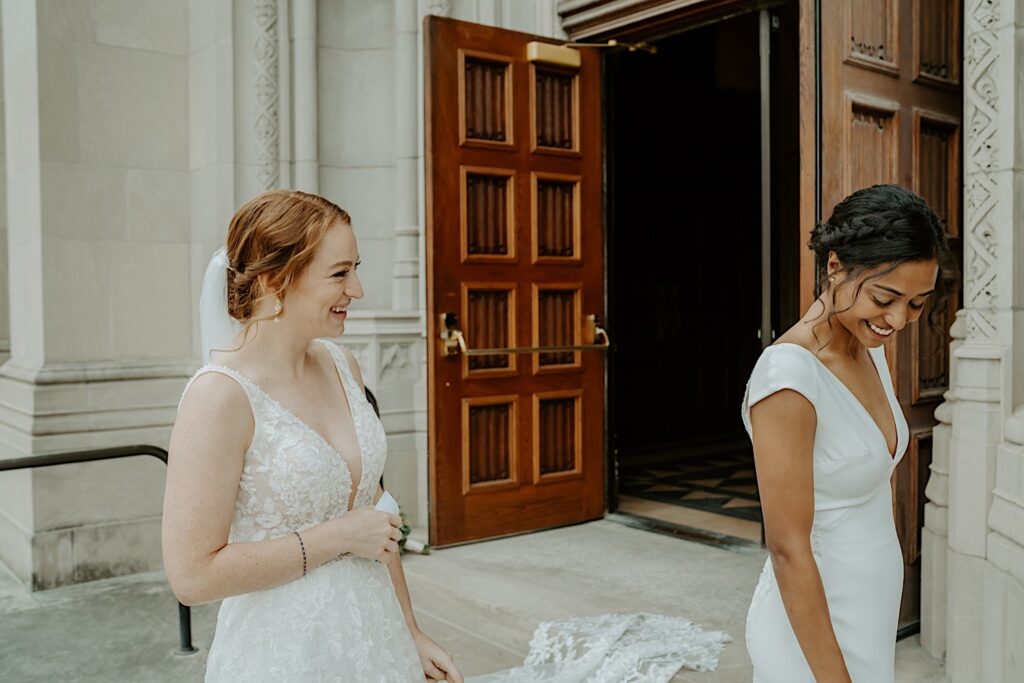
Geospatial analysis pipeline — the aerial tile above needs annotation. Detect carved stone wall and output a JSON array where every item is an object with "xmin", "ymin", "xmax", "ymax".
[
  {"xmin": 962, "ymin": 0, "xmax": 1001, "ymax": 340},
  {"xmin": 0, "ymin": 0, "xmax": 191, "ymax": 589},
  {"xmin": 253, "ymin": 0, "xmax": 280, "ymax": 191},
  {"xmin": 924, "ymin": 1, "xmax": 1024, "ymax": 680}
]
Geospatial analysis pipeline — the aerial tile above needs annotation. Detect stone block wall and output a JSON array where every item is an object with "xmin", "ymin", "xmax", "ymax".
[{"xmin": 0, "ymin": 0, "xmax": 192, "ymax": 589}]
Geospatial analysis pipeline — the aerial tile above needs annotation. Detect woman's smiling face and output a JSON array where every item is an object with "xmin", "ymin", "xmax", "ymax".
[
  {"xmin": 828, "ymin": 256, "xmax": 939, "ymax": 348},
  {"xmin": 281, "ymin": 220, "xmax": 364, "ymax": 337}
]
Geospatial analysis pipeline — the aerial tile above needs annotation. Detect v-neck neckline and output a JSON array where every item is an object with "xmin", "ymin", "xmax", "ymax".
[
  {"xmin": 208, "ymin": 343, "xmax": 366, "ymax": 509},
  {"xmin": 773, "ymin": 343, "xmax": 901, "ymax": 460}
]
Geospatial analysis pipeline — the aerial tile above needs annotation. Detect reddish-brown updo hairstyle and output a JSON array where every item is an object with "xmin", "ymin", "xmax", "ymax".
[{"xmin": 225, "ymin": 190, "xmax": 350, "ymax": 325}]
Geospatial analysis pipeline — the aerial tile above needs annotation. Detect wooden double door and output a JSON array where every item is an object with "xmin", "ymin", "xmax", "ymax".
[
  {"xmin": 426, "ymin": 4, "xmax": 963, "ymax": 631},
  {"xmin": 425, "ymin": 18, "xmax": 605, "ymax": 546}
]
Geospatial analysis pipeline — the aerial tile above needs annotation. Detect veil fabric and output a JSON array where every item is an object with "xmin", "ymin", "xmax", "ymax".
[{"xmin": 199, "ymin": 247, "xmax": 243, "ymax": 364}]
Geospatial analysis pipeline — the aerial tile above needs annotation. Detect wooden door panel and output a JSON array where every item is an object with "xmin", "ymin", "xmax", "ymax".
[
  {"xmin": 462, "ymin": 166, "xmax": 517, "ymax": 261},
  {"xmin": 847, "ymin": 0, "xmax": 899, "ymax": 73},
  {"xmin": 913, "ymin": 0, "xmax": 961, "ymax": 88},
  {"xmin": 533, "ymin": 285, "xmax": 582, "ymax": 371},
  {"xmin": 532, "ymin": 172, "xmax": 581, "ymax": 262},
  {"xmin": 821, "ymin": 0, "xmax": 962, "ymax": 628},
  {"xmin": 463, "ymin": 396, "xmax": 518, "ymax": 491},
  {"xmin": 845, "ymin": 97, "xmax": 900, "ymax": 192},
  {"xmin": 534, "ymin": 390, "xmax": 584, "ymax": 481},
  {"xmin": 463, "ymin": 284, "xmax": 516, "ymax": 376},
  {"xmin": 426, "ymin": 16, "xmax": 604, "ymax": 546},
  {"xmin": 459, "ymin": 50, "xmax": 515, "ymax": 149},
  {"xmin": 531, "ymin": 64, "xmax": 580, "ymax": 154}
]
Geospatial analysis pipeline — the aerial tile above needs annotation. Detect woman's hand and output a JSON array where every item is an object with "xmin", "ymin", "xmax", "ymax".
[
  {"xmin": 412, "ymin": 630, "xmax": 463, "ymax": 682},
  {"xmin": 335, "ymin": 508, "xmax": 403, "ymax": 563}
]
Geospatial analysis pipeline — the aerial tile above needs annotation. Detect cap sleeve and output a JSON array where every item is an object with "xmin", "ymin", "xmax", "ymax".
[{"xmin": 746, "ymin": 344, "xmax": 820, "ymax": 410}]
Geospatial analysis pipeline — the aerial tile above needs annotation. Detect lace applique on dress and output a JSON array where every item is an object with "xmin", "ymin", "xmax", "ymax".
[
  {"xmin": 187, "ymin": 340, "xmax": 424, "ymax": 682},
  {"xmin": 469, "ymin": 613, "xmax": 730, "ymax": 683}
]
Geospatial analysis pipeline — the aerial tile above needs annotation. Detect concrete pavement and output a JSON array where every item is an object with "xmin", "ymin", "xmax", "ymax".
[{"xmin": 0, "ymin": 519, "xmax": 946, "ymax": 682}]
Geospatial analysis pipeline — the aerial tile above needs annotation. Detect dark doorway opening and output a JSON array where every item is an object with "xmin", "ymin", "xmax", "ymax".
[{"xmin": 605, "ymin": 3, "xmax": 801, "ymax": 543}]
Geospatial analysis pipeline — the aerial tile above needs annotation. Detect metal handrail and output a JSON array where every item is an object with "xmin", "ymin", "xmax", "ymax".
[
  {"xmin": 439, "ymin": 312, "xmax": 611, "ymax": 358},
  {"xmin": 0, "ymin": 386, "xmax": 386, "ymax": 657},
  {"xmin": 0, "ymin": 444, "xmax": 197, "ymax": 655},
  {"xmin": 447, "ymin": 326, "xmax": 611, "ymax": 356}
]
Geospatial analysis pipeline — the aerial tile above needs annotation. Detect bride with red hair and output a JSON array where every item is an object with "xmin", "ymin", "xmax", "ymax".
[{"xmin": 162, "ymin": 190, "xmax": 462, "ymax": 682}]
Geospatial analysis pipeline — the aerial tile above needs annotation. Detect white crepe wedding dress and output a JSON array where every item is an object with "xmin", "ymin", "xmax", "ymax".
[
  {"xmin": 185, "ymin": 339, "xmax": 424, "ymax": 681},
  {"xmin": 741, "ymin": 343, "xmax": 908, "ymax": 683}
]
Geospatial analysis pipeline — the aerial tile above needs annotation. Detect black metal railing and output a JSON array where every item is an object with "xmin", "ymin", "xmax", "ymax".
[
  {"xmin": 0, "ymin": 444, "xmax": 197, "ymax": 655},
  {"xmin": 0, "ymin": 387, "xmax": 386, "ymax": 657}
]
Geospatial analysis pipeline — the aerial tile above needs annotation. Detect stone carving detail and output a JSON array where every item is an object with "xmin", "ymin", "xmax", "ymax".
[
  {"xmin": 961, "ymin": 0, "xmax": 1000, "ymax": 339},
  {"xmin": 971, "ymin": 0, "xmax": 1000, "ymax": 28},
  {"xmin": 427, "ymin": 0, "xmax": 450, "ymax": 17},
  {"xmin": 381, "ymin": 343, "xmax": 416, "ymax": 381},
  {"xmin": 345, "ymin": 344, "xmax": 373, "ymax": 381},
  {"xmin": 254, "ymin": 0, "xmax": 279, "ymax": 191}
]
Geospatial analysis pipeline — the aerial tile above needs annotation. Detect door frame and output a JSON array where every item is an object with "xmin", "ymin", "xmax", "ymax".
[{"xmin": 597, "ymin": 0, "xmax": 819, "ymax": 514}]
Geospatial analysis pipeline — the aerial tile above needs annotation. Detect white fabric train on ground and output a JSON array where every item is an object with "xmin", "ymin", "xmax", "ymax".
[{"xmin": 468, "ymin": 613, "xmax": 730, "ymax": 682}]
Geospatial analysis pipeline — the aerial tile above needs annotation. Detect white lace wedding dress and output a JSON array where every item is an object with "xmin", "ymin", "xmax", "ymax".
[
  {"xmin": 184, "ymin": 339, "xmax": 423, "ymax": 682},
  {"xmin": 468, "ymin": 613, "xmax": 730, "ymax": 683},
  {"xmin": 183, "ymin": 337, "xmax": 731, "ymax": 682}
]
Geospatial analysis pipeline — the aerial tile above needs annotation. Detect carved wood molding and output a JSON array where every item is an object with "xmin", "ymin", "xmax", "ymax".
[{"xmin": 557, "ymin": 0, "xmax": 755, "ymax": 40}]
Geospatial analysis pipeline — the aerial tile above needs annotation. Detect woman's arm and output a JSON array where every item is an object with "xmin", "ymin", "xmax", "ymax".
[
  {"xmin": 749, "ymin": 389, "xmax": 851, "ymax": 683},
  {"xmin": 376, "ymin": 491, "xmax": 462, "ymax": 683},
  {"xmin": 345, "ymin": 343, "xmax": 463, "ymax": 683},
  {"xmin": 161, "ymin": 373, "xmax": 399, "ymax": 606}
]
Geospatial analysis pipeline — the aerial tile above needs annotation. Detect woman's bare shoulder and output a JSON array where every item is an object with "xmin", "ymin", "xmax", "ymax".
[
  {"xmin": 179, "ymin": 370, "xmax": 252, "ymax": 427},
  {"xmin": 315, "ymin": 339, "xmax": 365, "ymax": 389},
  {"xmin": 772, "ymin": 321, "xmax": 825, "ymax": 354}
]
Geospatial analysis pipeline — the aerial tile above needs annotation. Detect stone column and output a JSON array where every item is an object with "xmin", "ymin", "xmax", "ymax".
[
  {"xmin": 937, "ymin": 0, "xmax": 1021, "ymax": 680},
  {"xmin": 236, "ymin": 0, "xmax": 282, "ymax": 199},
  {"xmin": 392, "ymin": 0, "xmax": 419, "ymax": 312},
  {"xmin": 0, "ymin": 19, "xmax": 8, "ymax": 366},
  {"xmin": 291, "ymin": 0, "xmax": 318, "ymax": 192},
  {"xmin": 189, "ymin": 0, "xmax": 239, "ymax": 352},
  {"xmin": 987, "ymin": 410, "xmax": 1024, "ymax": 682},
  {"xmin": 977, "ymin": 0, "xmax": 1024, "ymax": 679},
  {"xmin": 0, "ymin": 0, "xmax": 191, "ymax": 588},
  {"xmin": 920, "ymin": 314, "xmax": 965, "ymax": 657}
]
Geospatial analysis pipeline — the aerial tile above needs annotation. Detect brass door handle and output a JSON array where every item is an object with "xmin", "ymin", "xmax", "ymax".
[{"xmin": 439, "ymin": 313, "xmax": 609, "ymax": 358}]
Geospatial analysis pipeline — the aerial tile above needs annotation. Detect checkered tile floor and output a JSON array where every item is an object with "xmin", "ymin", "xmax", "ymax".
[{"xmin": 618, "ymin": 448, "xmax": 763, "ymax": 523}]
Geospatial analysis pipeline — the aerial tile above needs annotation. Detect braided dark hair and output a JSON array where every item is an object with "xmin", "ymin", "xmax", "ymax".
[{"xmin": 808, "ymin": 184, "xmax": 958, "ymax": 342}]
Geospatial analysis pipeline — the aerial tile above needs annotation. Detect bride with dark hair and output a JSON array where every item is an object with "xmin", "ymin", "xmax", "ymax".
[{"xmin": 742, "ymin": 184, "xmax": 956, "ymax": 682}]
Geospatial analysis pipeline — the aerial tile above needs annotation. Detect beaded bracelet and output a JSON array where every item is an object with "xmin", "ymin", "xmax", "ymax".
[{"xmin": 293, "ymin": 530, "xmax": 307, "ymax": 576}]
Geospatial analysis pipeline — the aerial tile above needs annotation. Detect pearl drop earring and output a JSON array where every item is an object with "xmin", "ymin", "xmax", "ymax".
[{"xmin": 273, "ymin": 296, "xmax": 282, "ymax": 321}]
